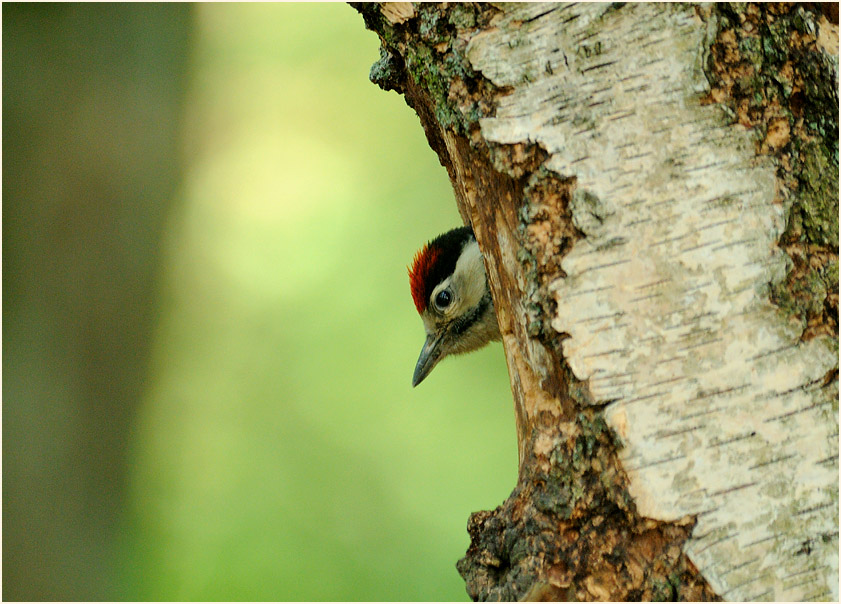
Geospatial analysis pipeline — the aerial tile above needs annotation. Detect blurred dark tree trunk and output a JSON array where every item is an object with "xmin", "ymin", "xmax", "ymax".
[
  {"xmin": 3, "ymin": 5, "xmax": 192, "ymax": 600},
  {"xmin": 354, "ymin": 3, "xmax": 838, "ymax": 601}
]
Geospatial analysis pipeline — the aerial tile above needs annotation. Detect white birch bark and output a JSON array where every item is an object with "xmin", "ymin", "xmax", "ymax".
[{"xmin": 466, "ymin": 3, "xmax": 838, "ymax": 601}]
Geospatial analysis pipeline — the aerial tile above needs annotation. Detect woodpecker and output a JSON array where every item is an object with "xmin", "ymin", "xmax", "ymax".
[{"xmin": 408, "ymin": 226, "xmax": 501, "ymax": 386}]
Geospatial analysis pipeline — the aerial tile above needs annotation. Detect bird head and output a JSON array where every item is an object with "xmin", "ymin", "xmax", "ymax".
[{"xmin": 408, "ymin": 226, "xmax": 501, "ymax": 386}]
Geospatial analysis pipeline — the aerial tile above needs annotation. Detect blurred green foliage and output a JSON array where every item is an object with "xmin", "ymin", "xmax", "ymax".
[
  {"xmin": 3, "ymin": 3, "xmax": 191, "ymax": 600},
  {"xmin": 5, "ymin": 3, "xmax": 516, "ymax": 601}
]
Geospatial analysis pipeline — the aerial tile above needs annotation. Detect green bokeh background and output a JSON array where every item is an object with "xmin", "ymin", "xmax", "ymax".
[{"xmin": 4, "ymin": 3, "xmax": 516, "ymax": 601}]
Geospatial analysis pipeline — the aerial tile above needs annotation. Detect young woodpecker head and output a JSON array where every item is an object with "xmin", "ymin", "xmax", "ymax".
[{"xmin": 408, "ymin": 226, "xmax": 501, "ymax": 387}]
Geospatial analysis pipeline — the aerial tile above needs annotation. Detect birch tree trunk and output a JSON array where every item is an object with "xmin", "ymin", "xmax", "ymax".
[{"xmin": 355, "ymin": 3, "xmax": 838, "ymax": 601}]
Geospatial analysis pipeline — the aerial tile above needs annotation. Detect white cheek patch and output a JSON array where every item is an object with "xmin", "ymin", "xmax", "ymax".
[{"xmin": 450, "ymin": 240, "xmax": 486, "ymax": 311}]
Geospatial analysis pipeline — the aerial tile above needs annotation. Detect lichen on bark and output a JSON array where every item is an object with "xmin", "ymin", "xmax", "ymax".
[
  {"xmin": 705, "ymin": 2, "xmax": 839, "ymax": 339},
  {"xmin": 354, "ymin": 2, "xmax": 498, "ymax": 134},
  {"xmin": 457, "ymin": 409, "xmax": 716, "ymax": 602}
]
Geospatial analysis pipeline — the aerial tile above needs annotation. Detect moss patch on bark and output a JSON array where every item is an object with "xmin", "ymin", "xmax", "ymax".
[{"xmin": 705, "ymin": 2, "xmax": 839, "ymax": 339}]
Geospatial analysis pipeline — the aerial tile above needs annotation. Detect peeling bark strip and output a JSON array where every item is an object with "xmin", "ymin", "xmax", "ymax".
[{"xmin": 356, "ymin": 2, "xmax": 838, "ymax": 601}]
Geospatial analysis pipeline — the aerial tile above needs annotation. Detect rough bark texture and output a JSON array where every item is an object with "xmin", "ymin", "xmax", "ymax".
[{"xmin": 355, "ymin": 2, "xmax": 838, "ymax": 601}]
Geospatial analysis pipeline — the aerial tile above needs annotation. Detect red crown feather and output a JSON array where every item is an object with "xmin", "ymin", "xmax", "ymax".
[{"xmin": 408, "ymin": 243, "xmax": 440, "ymax": 314}]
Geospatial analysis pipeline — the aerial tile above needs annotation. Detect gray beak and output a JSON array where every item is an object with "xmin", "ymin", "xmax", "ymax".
[{"xmin": 412, "ymin": 332, "xmax": 445, "ymax": 387}]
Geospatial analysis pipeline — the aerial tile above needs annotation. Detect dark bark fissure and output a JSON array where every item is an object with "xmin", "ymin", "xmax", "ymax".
[{"xmin": 704, "ymin": 2, "xmax": 839, "ymax": 340}]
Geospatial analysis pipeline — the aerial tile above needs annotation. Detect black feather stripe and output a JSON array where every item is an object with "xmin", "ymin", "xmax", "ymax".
[{"xmin": 451, "ymin": 291, "xmax": 492, "ymax": 336}]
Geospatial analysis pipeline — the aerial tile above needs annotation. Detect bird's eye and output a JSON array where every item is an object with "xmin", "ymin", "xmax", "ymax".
[{"xmin": 435, "ymin": 289, "xmax": 452, "ymax": 310}]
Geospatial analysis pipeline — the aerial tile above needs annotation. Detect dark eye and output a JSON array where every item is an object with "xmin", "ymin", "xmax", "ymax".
[{"xmin": 435, "ymin": 289, "xmax": 452, "ymax": 310}]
